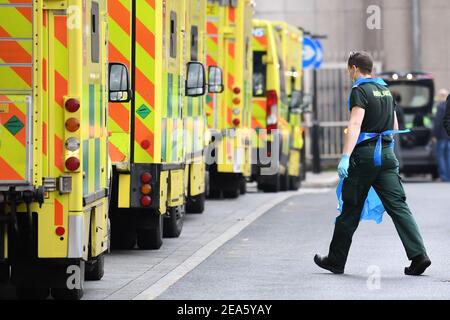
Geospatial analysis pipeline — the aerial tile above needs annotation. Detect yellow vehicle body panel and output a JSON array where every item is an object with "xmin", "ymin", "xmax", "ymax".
[
  {"xmin": 206, "ymin": 0, "xmax": 254, "ymax": 177},
  {"xmin": 118, "ymin": 174, "xmax": 131, "ymax": 209},
  {"xmin": 168, "ymin": 170, "xmax": 184, "ymax": 207}
]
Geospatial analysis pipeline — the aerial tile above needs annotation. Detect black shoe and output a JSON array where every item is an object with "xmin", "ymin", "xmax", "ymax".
[
  {"xmin": 404, "ymin": 254, "xmax": 431, "ymax": 276},
  {"xmin": 314, "ymin": 254, "xmax": 344, "ymax": 274}
]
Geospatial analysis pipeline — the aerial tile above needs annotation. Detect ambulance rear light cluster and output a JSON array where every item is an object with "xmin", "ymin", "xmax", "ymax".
[
  {"xmin": 140, "ymin": 172, "xmax": 153, "ymax": 207},
  {"xmin": 232, "ymin": 87, "xmax": 241, "ymax": 127},
  {"xmin": 266, "ymin": 90, "xmax": 278, "ymax": 132},
  {"xmin": 64, "ymin": 98, "xmax": 81, "ymax": 172}
]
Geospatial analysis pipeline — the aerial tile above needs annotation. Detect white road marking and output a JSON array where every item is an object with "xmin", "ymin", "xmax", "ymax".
[{"xmin": 133, "ymin": 188, "xmax": 330, "ymax": 300}]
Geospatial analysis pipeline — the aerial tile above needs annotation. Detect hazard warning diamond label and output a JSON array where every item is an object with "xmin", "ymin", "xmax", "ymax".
[{"xmin": 3, "ymin": 115, "xmax": 24, "ymax": 136}]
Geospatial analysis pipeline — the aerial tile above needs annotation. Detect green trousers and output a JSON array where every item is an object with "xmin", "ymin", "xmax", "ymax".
[{"xmin": 328, "ymin": 144, "xmax": 427, "ymax": 268}]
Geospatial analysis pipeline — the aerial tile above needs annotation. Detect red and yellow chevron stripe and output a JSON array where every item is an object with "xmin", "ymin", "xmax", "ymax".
[
  {"xmin": 133, "ymin": 0, "xmax": 156, "ymax": 163},
  {"xmin": 0, "ymin": 0, "xmax": 33, "ymax": 183},
  {"xmin": 108, "ymin": 0, "xmax": 132, "ymax": 164}
]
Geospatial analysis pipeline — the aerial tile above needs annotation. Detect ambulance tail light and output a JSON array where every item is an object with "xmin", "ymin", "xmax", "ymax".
[
  {"xmin": 140, "ymin": 172, "xmax": 153, "ymax": 207},
  {"xmin": 65, "ymin": 157, "xmax": 80, "ymax": 171},
  {"xmin": 141, "ymin": 172, "xmax": 153, "ymax": 184},
  {"xmin": 55, "ymin": 226, "xmax": 66, "ymax": 236},
  {"xmin": 65, "ymin": 118, "xmax": 80, "ymax": 132},
  {"xmin": 266, "ymin": 90, "xmax": 278, "ymax": 132},
  {"xmin": 65, "ymin": 98, "xmax": 80, "ymax": 113},
  {"xmin": 141, "ymin": 184, "xmax": 152, "ymax": 195},
  {"xmin": 140, "ymin": 195, "xmax": 152, "ymax": 207}
]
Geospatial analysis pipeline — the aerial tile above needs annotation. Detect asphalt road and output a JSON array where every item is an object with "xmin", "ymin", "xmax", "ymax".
[
  {"xmin": 158, "ymin": 182, "xmax": 450, "ymax": 300},
  {"xmin": 1, "ymin": 178, "xmax": 449, "ymax": 300}
]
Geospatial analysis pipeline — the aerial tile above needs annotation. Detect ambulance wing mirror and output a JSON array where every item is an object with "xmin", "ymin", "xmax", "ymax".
[
  {"xmin": 186, "ymin": 62, "xmax": 206, "ymax": 97},
  {"xmin": 109, "ymin": 63, "xmax": 132, "ymax": 103},
  {"xmin": 208, "ymin": 66, "xmax": 224, "ymax": 94}
]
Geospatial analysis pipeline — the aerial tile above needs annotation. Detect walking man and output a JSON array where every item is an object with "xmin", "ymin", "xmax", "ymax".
[
  {"xmin": 433, "ymin": 90, "xmax": 450, "ymax": 182},
  {"xmin": 314, "ymin": 52, "xmax": 431, "ymax": 276}
]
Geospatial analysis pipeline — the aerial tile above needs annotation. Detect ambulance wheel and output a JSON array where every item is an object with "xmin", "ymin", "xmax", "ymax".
[
  {"xmin": 258, "ymin": 174, "xmax": 280, "ymax": 193},
  {"xmin": 240, "ymin": 177, "xmax": 247, "ymax": 195},
  {"xmin": 207, "ymin": 188, "xmax": 221, "ymax": 199},
  {"xmin": 300, "ymin": 145, "xmax": 307, "ymax": 181},
  {"xmin": 137, "ymin": 214, "xmax": 163, "ymax": 250},
  {"xmin": 280, "ymin": 173, "xmax": 289, "ymax": 191},
  {"xmin": 289, "ymin": 175, "xmax": 301, "ymax": 191},
  {"xmin": 163, "ymin": 206, "xmax": 185, "ymax": 238},
  {"xmin": 186, "ymin": 193, "xmax": 205, "ymax": 214},
  {"xmin": 223, "ymin": 188, "xmax": 240, "ymax": 199},
  {"xmin": 110, "ymin": 230, "xmax": 136, "ymax": 250},
  {"xmin": 51, "ymin": 261, "xmax": 85, "ymax": 300},
  {"xmin": 85, "ymin": 254, "xmax": 105, "ymax": 281},
  {"xmin": 52, "ymin": 287, "xmax": 84, "ymax": 300},
  {"xmin": 0, "ymin": 262, "xmax": 9, "ymax": 284},
  {"xmin": 16, "ymin": 287, "xmax": 50, "ymax": 300},
  {"xmin": 110, "ymin": 213, "xmax": 136, "ymax": 250}
]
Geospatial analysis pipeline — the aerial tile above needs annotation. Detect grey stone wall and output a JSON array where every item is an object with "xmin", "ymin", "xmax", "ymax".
[{"xmin": 254, "ymin": 0, "xmax": 450, "ymax": 92}]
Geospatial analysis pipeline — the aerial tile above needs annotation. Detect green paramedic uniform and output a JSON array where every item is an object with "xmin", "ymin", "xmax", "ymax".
[{"xmin": 328, "ymin": 82, "xmax": 428, "ymax": 269}]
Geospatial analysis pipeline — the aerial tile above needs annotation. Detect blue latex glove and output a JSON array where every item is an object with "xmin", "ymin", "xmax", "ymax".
[{"xmin": 338, "ymin": 155, "xmax": 350, "ymax": 179}]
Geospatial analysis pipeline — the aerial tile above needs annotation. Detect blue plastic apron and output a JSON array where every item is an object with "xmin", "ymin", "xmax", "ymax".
[{"xmin": 336, "ymin": 78, "xmax": 410, "ymax": 224}]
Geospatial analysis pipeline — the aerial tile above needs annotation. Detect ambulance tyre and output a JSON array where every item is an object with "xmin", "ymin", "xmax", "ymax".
[
  {"xmin": 258, "ymin": 173, "xmax": 281, "ymax": 193},
  {"xmin": 300, "ymin": 139, "xmax": 307, "ymax": 181},
  {"xmin": 223, "ymin": 188, "xmax": 240, "ymax": 199},
  {"xmin": 51, "ymin": 261, "xmax": 85, "ymax": 300},
  {"xmin": 289, "ymin": 175, "xmax": 301, "ymax": 191},
  {"xmin": 110, "ymin": 226, "xmax": 136, "ymax": 250},
  {"xmin": 52, "ymin": 286, "xmax": 84, "ymax": 301},
  {"xmin": 186, "ymin": 193, "xmax": 205, "ymax": 214},
  {"xmin": 163, "ymin": 205, "xmax": 185, "ymax": 238},
  {"xmin": 137, "ymin": 213, "xmax": 163, "ymax": 250},
  {"xmin": 207, "ymin": 188, "xmax": 221, "ymax": 199},
  {"xmin": 85, "ymin": 254, "xmax": 105, "ymax": 281},
  {"xmin": 0, "ymin": 262, "xmax": 9, "ymax": 284},
  {"xmin": 240, "ymin": 176, "xmax": 247, "ymax": 195},
  {"xmin": 280, "ymin": 173, "xmax": 289, "ymax": 191},
  {"xmin": 16, "ymin": 287, "xmax": 50, "ymax": 300}
]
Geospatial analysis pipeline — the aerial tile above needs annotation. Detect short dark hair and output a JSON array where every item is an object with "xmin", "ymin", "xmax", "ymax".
[{"xmin": 348, "ymin": 51, "xmax": 373, "ymax": 74}]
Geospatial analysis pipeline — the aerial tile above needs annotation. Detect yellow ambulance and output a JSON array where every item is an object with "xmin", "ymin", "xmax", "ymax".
[
  {"xmin": 107, "ymin": 0, "xmax": 221, "ymax": 249},
  {"xmin": 0, "ymin": 0, "xmax": 130, "ymax": 299},
  {"xmin": 251, "ymin": 19, "xmax": 305, "ymax": 192},
  {"xmin": 205, "ymin": 0, "xmax": 254, "ymax": 198}
]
